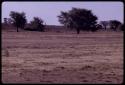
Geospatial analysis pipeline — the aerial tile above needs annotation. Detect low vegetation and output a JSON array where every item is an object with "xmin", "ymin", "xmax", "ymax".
[{"xmin": 24, "ymin": 17, "xmax": 45, "ymax": 32}]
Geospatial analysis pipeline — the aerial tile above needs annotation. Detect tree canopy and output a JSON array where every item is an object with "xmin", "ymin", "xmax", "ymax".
[
  {"xmin": 9, "ymin": 11, "xmax": 27, "ymax": 32},
  {"xmin": 58, "ymin": 7, "xmax": 98, "ymax": 34},
  {"xmin": 100, "ymin": 21, "xmax": 109, "ymax": 30},
  {"xmin": 109, "ymin": 20, "xmax": 122, "ymax": 31},
  {"xmin": 27, "ymin": 17, "xmax": 44, "ymax": 32}
]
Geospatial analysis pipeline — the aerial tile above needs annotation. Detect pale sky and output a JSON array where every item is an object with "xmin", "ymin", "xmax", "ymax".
[{"xmin": 2, "ymin": 1, "xmax": 124, "ymax": 25}]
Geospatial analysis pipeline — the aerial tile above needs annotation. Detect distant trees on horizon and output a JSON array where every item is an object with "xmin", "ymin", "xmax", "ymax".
[
  {"xmin": 109, "ymin": 20, "xmax": 122, "ymax": 31},
  {"xmin": 24, "ymin": 17, "xmax": 45, "ymax": 32},
  {"xmin": 99, "ymin": 20, "xmax": 123, "ymax": 31},
  {"xmin": 3, "ymin": 8, "xmax": 124, "ymax": 33}
]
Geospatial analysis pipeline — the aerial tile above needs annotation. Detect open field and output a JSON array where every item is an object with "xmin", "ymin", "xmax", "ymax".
[{"xmin": 2, "ymin": 29, "xmax": 123, "ymax": 84}]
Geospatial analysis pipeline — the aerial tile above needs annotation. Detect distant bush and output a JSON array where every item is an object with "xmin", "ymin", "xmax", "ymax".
[
  {"xmin": 109, "ymin": 20, "xmax": 122, "ymax": 31},
  {"xmin": 120, "ymin": 24, "xmax": 124, "ymax": 31},
  {"xmin": 99, "ymin": 21, "xmax": 109, "ymax": 30},
  {"xmin": 25, "ymin": 17, "xmax": 44, "ymax": 32}
]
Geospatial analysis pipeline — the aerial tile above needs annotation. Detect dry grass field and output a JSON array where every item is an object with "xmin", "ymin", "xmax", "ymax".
[{"xmin": 2, "ymin": 28, "xmax": 123, "ymax": 84}]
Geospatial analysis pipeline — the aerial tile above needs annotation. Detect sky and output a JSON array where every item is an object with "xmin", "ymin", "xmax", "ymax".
[{"xmin": 2, "ymin": 1, "xmax": 124, "ymax": 25}]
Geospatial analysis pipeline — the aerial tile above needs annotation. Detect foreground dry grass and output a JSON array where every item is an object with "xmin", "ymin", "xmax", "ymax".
[{"xmin": 2, "ymin": 30, "xmax": 123, "ymax": 84}]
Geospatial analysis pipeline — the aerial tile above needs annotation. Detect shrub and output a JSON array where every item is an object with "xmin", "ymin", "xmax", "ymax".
[{"xmin": 25, "ymin": 17, "xmax": 45, "ymax": 32}]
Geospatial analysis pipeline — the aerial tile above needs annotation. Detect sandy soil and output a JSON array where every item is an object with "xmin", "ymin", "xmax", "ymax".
[{"xmin": 2, "ymin": 30, "xmax": 123, "ymax": 84}]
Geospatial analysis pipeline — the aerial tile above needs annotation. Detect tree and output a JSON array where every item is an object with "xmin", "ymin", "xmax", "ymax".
[
  {"xmin": 95, "ymin": 24, "xmax": 103, "ymax": 31},
  {"xmin": 3, "ymin": 18, "xmax": 13, "ymax": 25},
  {"xmin": 9, "ymin": 11, "xmax": 27, "ymax": 32},
  {"xmin": 119, "ymin": 24, "xmax": 124, "ymax": 31},
  {"xmin": 100, "ymin": 21, "xmax": 109, "ymax": 30},
  {"xmin": 7, "ymin": 18, "xmax": 13, "ymax": 25},
  {"xmin": 25, "ymin": 17, "xmax": 44, "ymax": 32},
  {"xmin": 109, "ymin": 20, "xmax": 122, "ymax": 31},
  {"xmin": 58, "ymin": 7, "xmax": 98, "ymax": 34},
  {"xmin": 4, "ymin": 18, "xmax": 8, "ymax": 25}
]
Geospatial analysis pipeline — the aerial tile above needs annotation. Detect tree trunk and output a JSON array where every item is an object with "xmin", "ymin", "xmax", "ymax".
[
  {"xmin": 76, "ymin": 28, "xmax": 80, "ymax": 34},
  {"xmin": 104, "ymin": 26, "xmax": 106, "ymax": 30},
  {"xmin": 17, "ymin": 27, "xmax": 19, "ymax": 32}
]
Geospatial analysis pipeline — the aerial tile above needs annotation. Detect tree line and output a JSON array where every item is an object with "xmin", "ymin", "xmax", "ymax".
[{"xmin": 3, "ymin": 7, "xmax": 124, "ymax": 34}]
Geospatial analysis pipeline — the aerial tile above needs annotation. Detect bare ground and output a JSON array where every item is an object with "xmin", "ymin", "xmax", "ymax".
[{"xmin": 2, "ymin": 30, "xmax": 123, "ymax": 84}]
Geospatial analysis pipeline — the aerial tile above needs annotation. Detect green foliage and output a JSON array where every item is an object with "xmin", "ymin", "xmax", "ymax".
[
  {"xmin": 58, "ymin": 7, "xmax": 98, "ymax": 34},
  {"xmin": 9, "ymin": 11, "xmax": 27, "ymax": 32}
]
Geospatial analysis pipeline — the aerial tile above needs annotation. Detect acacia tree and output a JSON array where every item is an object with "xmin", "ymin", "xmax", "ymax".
[
  {"xmin": 9, "ymin": 11, "xmax": 27, "ymax": 32},
  {"xmin": 109, "ymin": 20, "xmax": 122, "ymax": 31},
  {"xmin": 100, "ymin": 21, "xmax": 109, "ymax": 30},
  {"xmin": 29, "ymin": 17, "xmax": 44, "ymax": 31},
  {"xmin": 58, "ymin": 7, "xmax": 98, "ymax": 34}
]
